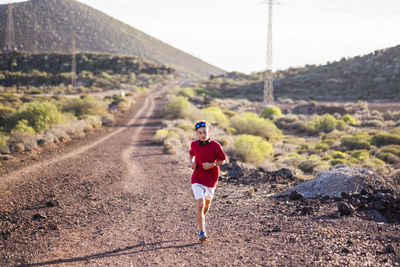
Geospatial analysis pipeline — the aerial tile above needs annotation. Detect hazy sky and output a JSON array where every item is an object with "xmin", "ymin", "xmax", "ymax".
[{"xmin": 3, "ymin": 0, "xmax": 400, "ymax": 73}]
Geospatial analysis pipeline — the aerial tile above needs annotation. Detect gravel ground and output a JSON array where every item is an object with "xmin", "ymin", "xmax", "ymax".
[{"xmin": 0, "ymin": 85, "xmax": 399, "ymax": 266}]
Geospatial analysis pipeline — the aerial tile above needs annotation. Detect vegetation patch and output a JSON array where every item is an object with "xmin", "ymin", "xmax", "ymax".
[
  {"xmin": 230, "ymin": 112, "xmax": 282, "ymax": 141},
  {"xmin": 233, "ymin": 134, "xmax": 273, "ymax": 163}
]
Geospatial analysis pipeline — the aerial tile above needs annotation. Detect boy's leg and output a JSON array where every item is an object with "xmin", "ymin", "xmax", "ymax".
[
  {"xmin": 204, "ymin": 198, "xmax": 212, "ymax": 215},
  {"xmin": 203, "ymin": 187, "xmax": 215, "ymax": 216},
  {"xmin": 196, "ymin": 198, "xmax": 206, "ymax": 232}
]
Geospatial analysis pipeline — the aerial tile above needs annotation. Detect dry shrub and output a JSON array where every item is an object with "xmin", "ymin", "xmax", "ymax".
[
  {"xmin": 274, "ymin": 114, "xmax": 299, "ymax": 129},
  {"xmin": 154, "ymin": 129, "xmax": 169, "ymax": 144},
  {"xmin": 163, "ymin": 136, "xmax": 180, "ymax": 154},
  {"xmin": 37, "ymin": 131, "xmax": 57, "ymax": 146},
  {"xmin": 47, "ymin": 127, "xmax": 71, "ymax": 142},
  {"xmin": 298, "ymin": 158, "xmax": 321, "ymax": 173},
  {"xmin": 101, "ymin": 114, "xmax": 115, "ymax": 126},
  {"xmin": 361, "ymin": 120, "xmax": 384, "ymax": 128},
  {"xmin": 9, "ymin": 131, "xmax": 37, "ymax": 151}
]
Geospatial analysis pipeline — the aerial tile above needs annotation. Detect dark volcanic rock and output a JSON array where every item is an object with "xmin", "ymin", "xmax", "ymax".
[
  {"xmin": 338, "ymin": 202, "xmax": 355, "ymax": 216},
  {"xmin": 46, "ymin": 200, "xmax": 59, "ymax": 207},
  {"xmin": 289, "ymin": 190, "xmax": 304, "ymax": 200},
  {"xmin": 370, "ymin": 209, "xmax": 388, "ymax": 223},
  {"xmin": 32, "ymin": 213, "xmax": 47, "ymax": 221}
]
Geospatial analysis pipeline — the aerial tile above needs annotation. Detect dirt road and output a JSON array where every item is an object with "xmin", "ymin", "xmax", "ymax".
[{"xmin": 1, "ymin": 84, "xmax": 399, "ymax": 266}]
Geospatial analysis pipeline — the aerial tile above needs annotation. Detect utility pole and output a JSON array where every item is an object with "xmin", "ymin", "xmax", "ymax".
[
  {"xmin": 3, "ymin": 3, "xmax": 17, "ymax": 53},
  {"xmin": 71, "ymin": 32, "xmax": 77, "ymax": 89},
  {"xmin": 263, "ymin": 0, "xmax": 275, "ymax": 107}
]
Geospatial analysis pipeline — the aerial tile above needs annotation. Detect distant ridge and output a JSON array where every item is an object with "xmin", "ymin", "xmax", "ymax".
[
  {"xmin": 208, "ymin": 45, "xmax": 400, "ymax": 101},
  {"xmin": 0, "ymin": 0, "xmax": 225, "ymax": 79}
]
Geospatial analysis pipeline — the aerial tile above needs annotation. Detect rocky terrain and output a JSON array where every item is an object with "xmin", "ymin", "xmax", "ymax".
[{"xmin": 0, "ymin": 86, "xmax": 399, "ymax": 266}]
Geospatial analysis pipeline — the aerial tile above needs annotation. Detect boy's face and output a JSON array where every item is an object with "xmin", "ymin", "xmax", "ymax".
[{"xmin": 196, "ymin": 126, "xmax": 209, "ymax": 141}]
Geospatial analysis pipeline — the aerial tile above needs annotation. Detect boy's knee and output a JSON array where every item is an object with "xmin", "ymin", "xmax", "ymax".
[{"xmin": 196, "ymin": 199, "xmax": 205, "ymax": 209}]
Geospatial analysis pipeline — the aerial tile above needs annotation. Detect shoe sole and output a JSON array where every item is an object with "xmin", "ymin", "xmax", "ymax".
[{"xmin": 199, "ymin": 235, "xmax": 207, "ymax": 242}]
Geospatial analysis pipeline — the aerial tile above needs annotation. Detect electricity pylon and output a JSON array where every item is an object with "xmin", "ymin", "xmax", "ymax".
[
  {"xmin": 3, "ymin": 3, "xmax": 17, "ymax": 53},
  {"xmin": 263, "ymin": 0, "xmax": 277, "ymax": 107},
  {"xmin": 71, "ymin": 32, "xmax": 77, "ymax": 89}
]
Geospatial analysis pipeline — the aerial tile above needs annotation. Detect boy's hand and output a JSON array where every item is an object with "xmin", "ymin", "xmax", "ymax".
[
  {"xmin": 202, "ymin": 162, "xmax": 213, "ymax": 170},
  {"xmin": 191, "ymin": 162, "xmax": 197, "ymax": 170}
]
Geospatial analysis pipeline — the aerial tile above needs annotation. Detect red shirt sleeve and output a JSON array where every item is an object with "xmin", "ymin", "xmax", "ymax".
[
  {"xmin": 215, "ymin": 142, "xmax": 226, "ymax": 161},
  {"xmin": 189, "ymin": 142, "xmax": 194, "ymax": 157}
]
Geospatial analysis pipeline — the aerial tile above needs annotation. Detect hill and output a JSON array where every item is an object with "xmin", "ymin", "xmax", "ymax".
[
  {"xmin": 0, "ymin": 0, "xmax": 225, "ymax": 79},
  {"xmin": 202, "ymin": 45, "xmax": 400, "ymax": 101},
  {"xmin": 0, "ymin": 51, "xmax": 175, "ymax": 94}
]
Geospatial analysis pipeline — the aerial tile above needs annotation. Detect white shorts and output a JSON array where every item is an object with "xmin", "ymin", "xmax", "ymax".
[{"xmin": 192, "ymin": 183, "xmax": 216, "ymax": 200}]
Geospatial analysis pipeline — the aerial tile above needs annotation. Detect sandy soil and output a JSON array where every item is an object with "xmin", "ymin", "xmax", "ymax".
[{"xmin": 0, "ymin": 84, "xmax": 399, "ymax": 266}]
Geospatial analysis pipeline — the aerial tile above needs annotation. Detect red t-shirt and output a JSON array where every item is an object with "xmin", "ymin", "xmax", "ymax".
[{"xmin": 189, "ymin": 139, "xmax": 226, "ymax": 187}]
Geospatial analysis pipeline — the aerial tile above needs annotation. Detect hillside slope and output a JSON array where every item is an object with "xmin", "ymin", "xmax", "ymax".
[
  {"xmin": 0, "ymin": 51, "xmax": 175, "ymax": 94},
  {"xmin": 0, "ymin": 0, "xmax": 225, "ymax": 79},
  {"xmin": 203, "ymin": 45, "xmax": 400, "ymax": 101}
]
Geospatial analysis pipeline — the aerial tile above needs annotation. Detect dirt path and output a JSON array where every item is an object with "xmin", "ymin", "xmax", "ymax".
[{"xmin": 1, "ymin": 83, "xmax": 399, "ymax": 266}]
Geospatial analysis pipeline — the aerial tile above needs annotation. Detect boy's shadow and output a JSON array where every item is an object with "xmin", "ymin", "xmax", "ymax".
[{"xmin": 20, "ymin": 240, "xmax": 200, "ymax": 266}]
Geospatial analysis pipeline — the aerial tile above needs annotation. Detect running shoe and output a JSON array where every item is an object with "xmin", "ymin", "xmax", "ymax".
[{"xmin": 199, "ymin": 230, "xmax": 207, "ymax": 242}]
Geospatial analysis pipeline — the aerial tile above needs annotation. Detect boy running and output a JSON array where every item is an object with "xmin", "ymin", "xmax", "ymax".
[{"xmin": 189, "ymin": 120, "xmax": 226, "ymax": 242}]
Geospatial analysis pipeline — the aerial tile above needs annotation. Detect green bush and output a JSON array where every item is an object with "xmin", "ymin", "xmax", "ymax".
[
  {"xmin": 330, "ymin": 151, "xmax": 348, "ymax": 159},
  {"xmin": 230, "ymin": 112, "xmax": 282, "ymax": 141},
  {"xmin": 302, "ymin": 114, "xmax": 341, "ymax": 134},
  {"xmin": 340, "ymin": 132, "xmax": 371, "ymax": 150},
  {"xmin": 0, "ymin": 134, "xmax": 8, "ymax": 153},
  {"xmin": 260, "ymin": 105, "xmax": 282, "ymax": 119},
  {"xmin": 316, "ymin": 114, "xmax": 337, "ymax": 133},
  {"xmin": 376, "ymin": 145, "xmax": 400, "ymax": 164},
  {"xmin": 79, "ymin": 96, "xmax": 108, "ymax": 116},
  {"xmin": 350, "ymin": 150, "xmax": 370, "ymax": 161},
  {"xmin": 163, "ymin": 96, "xmax": 194, "ymax": 120},
  {"xmin": 14, "ymin": 101, "xmax": 62, "ymax": 133},
  {"xmin": 0, "ymin": 105, "xmax": 15, "ymax": 120},
  {"xmin": 154, "ymin": 129, "xmax": 169, "ymax": 143},
  {"xmin": 379, "ymin": 145, "xmax": 400, "ymax": 157},
  {"xmin": 201, "ymin": 106, "xmax": 229, "ymax": 129},
  {"xmin": 11, "ymin": 119, "xmax": 35, "ymax": 134},
  {"xmin": 371, "ymin": 133, "xmax": 400, "ymax": 147},
  {"xmin": 234, "ymin": 134, "xmax": 273, "ymax": 163},
  {"xmin": 363, "ymin": 158, "xmax": 385, "ymax": 168},
  {"xmin": 330, "ymin": 158, "xmax": 351, "ymax": 166},
  {"xmin": 58, "ymin": 96, "xmax": 107, "ymax": 118},
  {"xmin": 389, "ymin": 127, "xmax": 400, "ymax": 135},
  {"xmin": 315, "ymin": 142, "xmax": 329, "ymax": 152},
  {"xmin": 342, "ymin": 114, "xmax": 358, "ymax": 125},
  {"xmin": 180, "ymin": 87, "xmax": 196, "ymax": 98}
]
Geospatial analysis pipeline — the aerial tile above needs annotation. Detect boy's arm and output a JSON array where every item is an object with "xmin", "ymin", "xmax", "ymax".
[
  {"xmin": 190, "ymin": 155, "xmax": 196, "ymax": 170},
  {"xmin": 202, "ymin": 160, "xmax": 225, "ymax": 170}
]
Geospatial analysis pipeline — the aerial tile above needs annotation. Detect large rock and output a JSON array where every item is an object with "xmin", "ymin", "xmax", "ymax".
[{"xmin": 277, "ymin": 166, "xmax": 386, "ymax": 198}]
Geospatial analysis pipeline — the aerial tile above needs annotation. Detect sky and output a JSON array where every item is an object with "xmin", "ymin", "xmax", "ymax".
[{"xmin": 2, "ymin": 0, "xmax": 400, "ymax": 73}]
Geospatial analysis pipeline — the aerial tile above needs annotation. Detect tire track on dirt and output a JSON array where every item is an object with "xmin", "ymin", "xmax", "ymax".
[{"xmin": 0, "ymin": 85, "xmax": 168, "ymax": 186}]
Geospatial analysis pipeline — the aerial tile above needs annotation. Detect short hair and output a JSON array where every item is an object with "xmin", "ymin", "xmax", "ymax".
[{"xmin": 194, "ymin": 120, "xmax": 209, "ymax": 130}]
